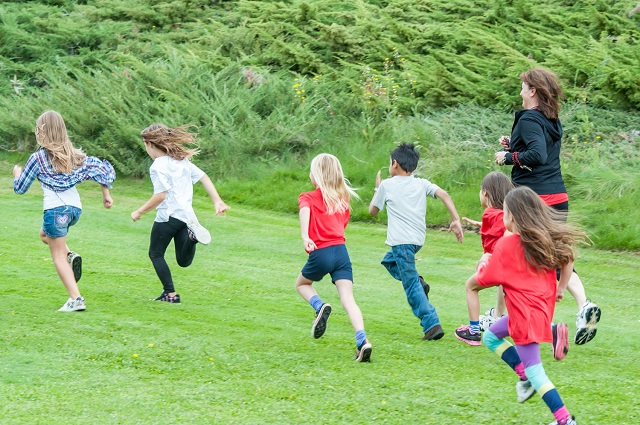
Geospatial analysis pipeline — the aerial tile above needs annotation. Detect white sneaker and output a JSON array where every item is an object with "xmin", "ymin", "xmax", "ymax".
[
  {"xmin": 479, "ymin": 308, "xmax": 499, "ymax": 331},
  {"xmin": 516, "ymin": 379, "xmax": 535, "ymax": 403},
  {"xmin": 549, "ymin": 416, "xmax": 578, "ymax": 425},
  {"xmin": 58, "ymin": 297, "xmax": 86, "ymax": 312},
  {"xmin": 575, "ymin": 300, "xmax": 601, "ymax": 345},
  {"xmin": 186, "ymin": 219, "xmax": 211, "ymax": 245}
]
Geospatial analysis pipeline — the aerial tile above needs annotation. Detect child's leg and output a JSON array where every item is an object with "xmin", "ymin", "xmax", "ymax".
[
  {"xmin": 384, "ymin": 245, "xmax": 441, "ymax": 335},
  {"xmin": 149, "ymin": 220, "xmax": 179, "ymax": 294},
  {"xmin": 482, "ymin": 316, "xmax": 527, "ymax": 381},
  {"xmin": 567, "ymin": 272, "xmax": 587, "ymax": 307},
  {"xmin": 296, "ymin": 273, "xmax": 331, "ymax": 339},
  {"xmin": 42, "ymin": 231, "xmax": 81, "ymax": 300},
  {"xmin": 334, "ymin": 279, "xmax": 365, "ymax": 336},
  {"xmin": 516, "ymin": 343, "xmax": 572, "ymax": 425},
  {"xmin": 465, "ymin": 273, "xmax": 482, "ymax": 325},
  {"xmin": 495, "ymin": 286, "xmax": 506, "ymax": 317},
  {"xmin": 295, "ymin": 273, "xmax": 319, "ymax": 304},
  {"xmin": 173, "ymin": 219, "xmax": 197, "ymax": 268}
]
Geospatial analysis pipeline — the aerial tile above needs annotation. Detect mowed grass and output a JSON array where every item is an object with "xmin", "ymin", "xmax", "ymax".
[{"xmin": 0, "ymin": 165, "xmax": 638, "ymax": 424}]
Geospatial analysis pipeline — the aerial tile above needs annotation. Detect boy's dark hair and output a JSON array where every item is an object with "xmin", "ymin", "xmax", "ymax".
[{"xmin": 390, "ymin": 143, "xmax": 419, "ymax": 173}]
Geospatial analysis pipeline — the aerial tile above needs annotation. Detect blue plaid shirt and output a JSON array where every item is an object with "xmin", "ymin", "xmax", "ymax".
[{"xmin": 14, "ymin": 148, "xmax": 116, "ymax": 194}]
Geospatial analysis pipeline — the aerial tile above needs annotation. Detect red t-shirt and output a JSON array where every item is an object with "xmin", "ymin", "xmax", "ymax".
[
  {"xmin": 480, "ymin": 207, "xmax": 506, "ymax": 254},
  {"xmin": 476, "ymin": 234, "xmax": 556, "ymax": 345},
  {"xmin": 540, "ymin": 193, "xmax": 569, "ymax": 206},
  {"xmin": 298, "ymin": 188, "xmax": 349, "ymax": 251}
]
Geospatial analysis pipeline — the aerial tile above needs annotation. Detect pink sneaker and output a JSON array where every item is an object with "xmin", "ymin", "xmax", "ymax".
[
  {"xmin": 552, "ymin": 322, "xmax": 569, "ymax": 360},
  {"xmin": 455, "ymin": 325, "xmax": 482, "ymax": 346}
]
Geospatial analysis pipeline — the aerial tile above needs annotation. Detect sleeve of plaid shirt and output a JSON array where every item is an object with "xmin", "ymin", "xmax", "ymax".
[{"xmin": 13, "ymin": 152, "xmax": 40, "ymax": 195}]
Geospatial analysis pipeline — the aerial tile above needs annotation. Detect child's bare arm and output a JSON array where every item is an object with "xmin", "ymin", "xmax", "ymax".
[
  {"xmin": 101, "ymin": 185, "xmax": 113, "ymax": 209},
  {"xmin": 462, "ymin": 217, "xmax": 481, "ymax": 227},
  {"xmin": 131, "ymin": 192, "xmax": 166, "ymax": 222},
  {"xmin": 369, "ymin": 170, "xmax": 381, "ymax": 216},
  {"xmin": 435, "ymin": 188, "xmax": 464, "ymax": 243},
  {"xmin": 299, "ymin": 206, "xmax": 317, "ymax": 252},
  {"xmin": 199, "ymin": 174, "xmax": 230, "ymax": 215},
  {"xmin": 556, "ymin": 262, "xmax": 573, "ymax": 302}
]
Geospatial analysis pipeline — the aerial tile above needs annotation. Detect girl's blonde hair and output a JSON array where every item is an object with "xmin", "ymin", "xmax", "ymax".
[
  {"xmin": 481, "ymin": 171, "xmax": 513, "ymax": 210},
  {"xmin": 35, "ymin": 110, "xmax": 85, "ymax": 174},
  {"xmin": 310, "ymin": 153, "xmax": 359, "ymax": 215},
  {"xmin": 504, "ymin": 186, "xmax": 587, "ymax": 270},
  {"xmin": 141, "ymin": 123, "xmax": 199, "ymax": 160}
]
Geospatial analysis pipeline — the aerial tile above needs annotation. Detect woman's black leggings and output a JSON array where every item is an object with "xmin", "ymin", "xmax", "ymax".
[{"xmin": 149, "ymin": 217, "xmax": 197, "ymax": 293}]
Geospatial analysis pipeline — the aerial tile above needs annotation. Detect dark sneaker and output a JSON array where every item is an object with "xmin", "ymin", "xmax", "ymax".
[
  {"xmin": 186, "ymin": 219, "xmax": 211, "ymax": 245},
  {"xmin": 454, "ymin": 325, "xmax": 482, "ymax": 346},
  {"xmin": 312, "ymin": 303, "xmax": 332, "ymax": 339},
  {"xmin": 155, "ymin": 292, "xmax": 181, "ymax": 304},
  {"xmin": 419, "ymin": 275, "xmax": 430, "ymax": 298},
  {"xmin": 354, "ymin": 341, "xmax": 372, "ymax": 362},
  {"xmin": 67, "ymin": 251, "xmax": 82, "ymax": 282},
  {"xmin": 423, "ymin": 324, "xmax": 445, "ymax": 341},
  {"xmin": 575, "ymin": 300, "xmax": 601, "ymax": 345},
  {"xmin": 552, "ymin": 322, "xmax": 569, "ymax": 360}
]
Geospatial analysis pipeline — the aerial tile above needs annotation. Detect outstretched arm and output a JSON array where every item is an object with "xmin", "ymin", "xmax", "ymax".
[
  {"xmin": 131, "ymin": 192, "xmax": 166, "ymax": 222},
  {"xmin": 435, "ymin": 188, "xmax": 463, "ymax": 243},
  {"xmin": 199, "ymin": 174, "xmax": 230, "ymax": 215},
  {"xmin": 369, "ymin": 170, "xmax": 381, "ymax": 216},
  {"xmin": 462, "ymin": 217, "xmax": 482, "ymax": 227},
  {"xmin": 101, "ymin": 185, "xmax": 113, "ymax": 209}
]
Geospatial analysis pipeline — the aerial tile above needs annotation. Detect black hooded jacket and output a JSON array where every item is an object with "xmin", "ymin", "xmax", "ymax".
[{"xmin": 504, "ymin": 109, "xmax": 567, "ymax": 195}]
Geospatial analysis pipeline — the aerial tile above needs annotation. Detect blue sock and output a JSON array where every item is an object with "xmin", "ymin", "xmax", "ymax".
[
  {"xmin": 355, "ymin": 330, "xmax": 367, "ymax": 347},
  {"xmin": 309, "ymin": 295, "xmax": 324, "ymax": 313},
  {"xmin": 469, "ymin": 320, "xmax": 480, "ymax": 334}
]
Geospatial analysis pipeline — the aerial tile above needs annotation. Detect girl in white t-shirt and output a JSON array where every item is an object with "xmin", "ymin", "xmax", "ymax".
[
  {"xmin": 131, "ymin": 124, "xmax": 230, "ymax": 303},
  {"xmin": 13, "ymin": 110, "xmax": 115, "ymax": 312}
]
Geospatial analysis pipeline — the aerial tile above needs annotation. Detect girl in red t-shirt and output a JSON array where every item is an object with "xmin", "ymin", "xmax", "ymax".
[
  {"xmin": 295, "ymin": 153, "xmax": 372, "ymax": 362},
  {"xmin": 476, "ymin": 186, "xmax": 585, "ymax": 425},
  {"xmin": 455, "ymin": 171, "xmax": 513, "ymax": 346}
]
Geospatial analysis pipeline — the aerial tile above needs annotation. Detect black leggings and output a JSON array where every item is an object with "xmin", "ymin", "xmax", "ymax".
[{"xmin": 149, "ymin": 217, "xmax": 197, "ymax": 293}]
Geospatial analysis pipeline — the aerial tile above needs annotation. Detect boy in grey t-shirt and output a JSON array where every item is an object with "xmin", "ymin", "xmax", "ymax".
[{"xmin": 370, "ymin": 143, "xmax": 464, "ymax": 340}]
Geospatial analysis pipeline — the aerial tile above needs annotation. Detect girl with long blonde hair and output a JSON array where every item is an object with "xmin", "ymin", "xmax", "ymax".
[
  {"xmin": 131, "ymin": 123, "xmax": 230, "ymax": 304},
  {"xmin": 13, "ymin": 110, "xmax": 116, "ymax": 312},
  {"xmin": 295, "ymin": 153, "xmax": 372, "ymax": 362},
  {"xmin": 476, "ymin": 186, "xmax": 586, "ymax": 425}
]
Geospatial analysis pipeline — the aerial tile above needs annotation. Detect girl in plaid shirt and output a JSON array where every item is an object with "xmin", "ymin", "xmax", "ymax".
[{"xmin": 13, "ymin": 111, "xmax": 115, "ymax": 312}]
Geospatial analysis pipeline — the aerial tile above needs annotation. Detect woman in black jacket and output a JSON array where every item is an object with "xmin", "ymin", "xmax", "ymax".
[{"xmin": 494, "ymin": 68, "xmax": 601, "ymax": 349}]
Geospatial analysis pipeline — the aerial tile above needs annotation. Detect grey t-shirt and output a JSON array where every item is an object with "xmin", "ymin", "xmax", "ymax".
[{"xmin": 371, "ymin": 175, "xmax": 440, "ymax": 246}]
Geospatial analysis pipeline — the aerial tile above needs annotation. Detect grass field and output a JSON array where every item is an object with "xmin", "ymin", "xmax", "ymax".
[{"xmin": 0, "ymin": 164, "xmax": 638, "ymax": 424}]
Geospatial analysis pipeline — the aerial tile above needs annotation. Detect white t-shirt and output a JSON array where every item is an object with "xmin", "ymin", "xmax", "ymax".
[
  {"xmin": 43, "ymin": 185, "xmax": 82, "ymax": 210},
  {"xmin": 150, "ymin": 156, "xmax": 205, "ymax": 223},
  {"xmin": 371, "ymin": 175, "xmax": 440, "ymax": 246}
]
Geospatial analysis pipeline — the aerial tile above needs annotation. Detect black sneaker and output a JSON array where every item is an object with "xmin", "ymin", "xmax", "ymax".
[
  {"xmin": 312, "ymin": 303, "xmax": 332, "ymax": 339},
  {"xmin": 155, "ymin": 292, "xmax": 181, "ymax": 304},
  {"xmin": 423, "ymin": 324, "xmax": 445, "ymax": 341},
  {"xmin": 419, "ymin": 275, "xmax": 430, "ymax": 298},
  {"xmin": 67, "ymin": 251, "xmax": 82, "ymax": 282},
  {"xmin": 354, "ymin": 341, "xmax": 372, "ymax": 362},
  {"xmin": 454, "ymin": 325, "xmax": 482, "ymax": 346}
]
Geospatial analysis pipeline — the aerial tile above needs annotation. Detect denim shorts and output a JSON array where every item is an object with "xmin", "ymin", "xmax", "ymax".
[
  {"xmin": 301, "ymin": 244, "xmax": 353, "ymax": 283},
  {"xmin": 42, "ymin": 206, "xmax": 82, "ymax": 238}
]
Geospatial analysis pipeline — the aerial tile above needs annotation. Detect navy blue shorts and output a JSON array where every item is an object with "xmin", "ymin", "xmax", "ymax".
[{"xmin": 301, "ymin": 244, "xmax": 353, "ymax": 283}]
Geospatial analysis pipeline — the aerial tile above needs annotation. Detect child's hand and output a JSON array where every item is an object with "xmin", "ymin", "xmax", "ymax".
[
  {"xmin": 556, "ymin": 290, "xmax": 565, "ymax": 302},
  {"xmin": 302, "ymin": 237, "xmax": 317, "ymax": 253},
  {"xmin": 449, "ymin": 219, "xmax": 464, "ymax": 243},
  {"xmin": 375, "ymin": 170, "xmax": 381, "ymax": 188},
  {"xmin": 214, "ymin": 200, "xmax": 231, "ymax": 216},
  {"xmin": 103, "ymin": 194, "xmax": 113, "ymax": 209},
  {"xmin": 131, "ymin": 210, "xmax": 142, "ymax": 222},
  {"xmin": 462, "ymin": 217, "xmax": 481, "ymax": 228},
  {"xmin": 13, "ymin": 165, "xmax": 22, "ymax": 178}
]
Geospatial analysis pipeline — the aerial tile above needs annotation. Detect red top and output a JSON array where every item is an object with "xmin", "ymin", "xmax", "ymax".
[
  {"xmin": 298, "ymin": 188, "xmax": 349, "ymax": 251},
  {"xmin": 480, "ymin": 208, "xmax": 506, "ymax": 254},
  {"xmin": 476, "ymin": 234, "xmax": 556, "ymax": 345}
]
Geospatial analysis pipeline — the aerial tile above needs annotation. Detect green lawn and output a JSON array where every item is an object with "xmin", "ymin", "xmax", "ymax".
[{"xmin": 0, "ymin": 165, "xmax": 638, "ymax": 424}]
